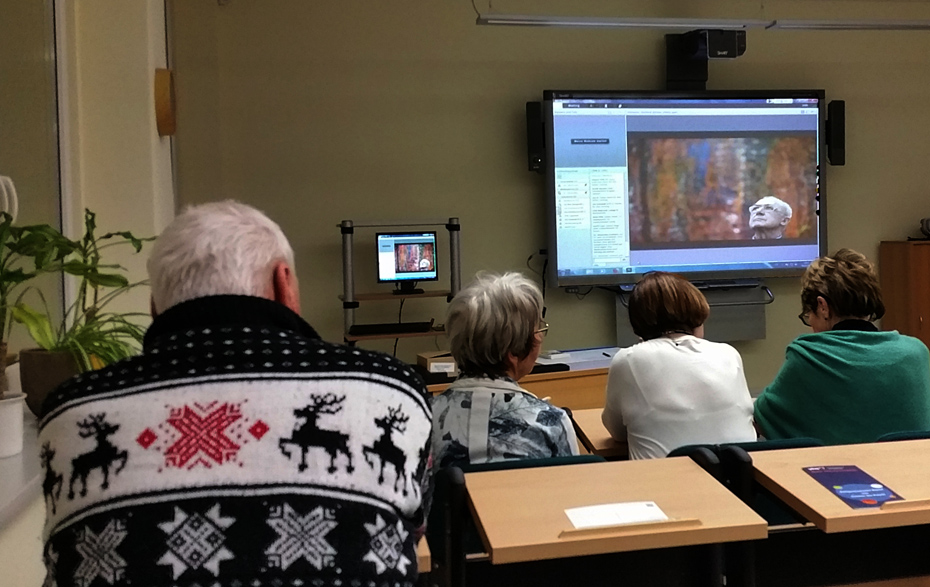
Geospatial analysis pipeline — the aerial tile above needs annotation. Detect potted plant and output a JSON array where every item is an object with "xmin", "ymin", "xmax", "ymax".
[
  {"xmin": 12, "ymin": 209, "xmax": 151, "ymax": 416},
  {"xmin": 0, "ymin": 212, "xmax": 79, "ymax": 456}
]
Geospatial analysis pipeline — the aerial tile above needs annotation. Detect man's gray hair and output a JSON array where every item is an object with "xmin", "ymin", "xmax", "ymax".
[
  {"xmin": 756, "ymin": 196, "xmax": 793, "ymax": 221},
  {"xmin": 446, "ymin": 271, "xmax": 543, "ymax": 378},
  {"xmin": 148, "ymin": 200, "xmax": 295, "ymax": 313}
]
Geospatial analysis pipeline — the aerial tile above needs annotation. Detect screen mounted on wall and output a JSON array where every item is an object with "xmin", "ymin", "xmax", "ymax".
[{"xmin": 543, "ymin": 90, "xmax": 827, "ymax": 287}]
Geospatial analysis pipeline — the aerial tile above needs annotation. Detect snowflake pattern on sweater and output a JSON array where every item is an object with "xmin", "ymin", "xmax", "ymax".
[{"xmin": 39, "ymin": 295, "xmax": 431, "ymax": 587}]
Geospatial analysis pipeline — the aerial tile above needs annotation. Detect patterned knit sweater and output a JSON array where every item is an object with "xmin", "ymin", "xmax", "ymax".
[{"xmin": 38, "ymin": 295, "xmax": 432, "ymax": 587}]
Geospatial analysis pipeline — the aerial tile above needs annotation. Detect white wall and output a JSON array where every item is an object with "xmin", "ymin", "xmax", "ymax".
[
  {"xmin": 58, "ymin": 0, "xmax": 175, "ymax": 314},
  {"xmin": 0, "ymin": 498, "xmax": 45, "ymax": 587},
  {"xmin": 0, "ymin": 2, "xmax": 175, "ymax": 584}
]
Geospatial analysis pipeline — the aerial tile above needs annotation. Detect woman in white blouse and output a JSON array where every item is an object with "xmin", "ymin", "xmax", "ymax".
[{"xmin": 603, "ymin": 272, "xmax": 756, "ymax": 459}]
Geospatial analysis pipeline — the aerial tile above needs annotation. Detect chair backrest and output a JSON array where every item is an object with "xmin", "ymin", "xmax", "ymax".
[
  {"xmin": 726, "ymin": 437, "xmax": 825, "ymax": 452},
  {"xmin": 457, "ymin": 454, "xmax": 605, "ymax": 474},
  {"xmin": 429, "ymin": 466, "xmax": 467, "ymax": 587},
  {"xmin": 667, "ymin": 443, "xmax": 716, "ymax": 458},
  {"xmin": 875, "ymin": 430, "xmax": 930, "ymax": 442},
  {"xmin": 718, "ymin": 438, "xmax": 824, "ymax": 526},
  {"xmin": 666, "ymin": 444, "xmax": 722, "ymax": 480}
]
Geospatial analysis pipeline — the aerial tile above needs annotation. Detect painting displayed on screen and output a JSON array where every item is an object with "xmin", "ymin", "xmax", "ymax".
[
  {"xmin": 377, "ymin": 232, "xmax": 439, "ymax": 283},
  {"xmin": 543, "ymin": 90, "xmax": 827, "ymax": 287},
  {"xmin": 394, "ymin": 243, "xmax": 435, "ymax": 273},
  {"xmin": 628, "ymin": 135, "xmax": 818, "ymax": 245}
]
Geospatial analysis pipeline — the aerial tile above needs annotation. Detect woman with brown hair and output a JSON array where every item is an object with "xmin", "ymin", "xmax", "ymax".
[
  {"xmin": 754, "ymin": 249, "xmax": 930, "ymax": 445},
  {"xmin": 602, "ymin": 272, "xmax": 756, "ymax": 459}
]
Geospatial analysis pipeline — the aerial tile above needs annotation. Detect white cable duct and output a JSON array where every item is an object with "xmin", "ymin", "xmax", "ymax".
[{"xmin": 476, "ymin": 13, "xmax": 930, "ymax": 31}]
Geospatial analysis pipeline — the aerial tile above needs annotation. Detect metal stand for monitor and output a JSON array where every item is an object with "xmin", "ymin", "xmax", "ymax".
[
  {"xmin": 611, "ymin": 279, "xmax": 775, "ymax": 345},
  {"xmin": 340, "ymin": 218, "xmax": 462, "ymax": 337},
  {"xmin": 394, "ymin": 281, "xmax": 424, "ymax": 295}
]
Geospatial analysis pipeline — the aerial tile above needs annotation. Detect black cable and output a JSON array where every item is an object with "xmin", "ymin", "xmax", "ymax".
[
  {"xmin": 541, "ymin": 258, "xmax": 548, "ymax": 303},
  {"xmin": 393, "ymin": 297, "xmax": 407, "ymax": 357},
  {"xmin": 574, "ymin": 286, "xmax": 595, "ymax": 300},
  {"xmin": 526, "ymin": 254, "xmax": 541, "ymax": 276}
]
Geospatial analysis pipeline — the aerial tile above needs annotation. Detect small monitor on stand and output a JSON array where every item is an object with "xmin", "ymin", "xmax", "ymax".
[{"xmin": 376, "ymin": 231, "xmax": 439, "ymax": 295}]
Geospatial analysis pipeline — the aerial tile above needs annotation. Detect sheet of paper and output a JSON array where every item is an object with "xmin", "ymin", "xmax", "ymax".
[{"xmin": 565, "ymin": 501, "xmax": 668, "ymax": 529}]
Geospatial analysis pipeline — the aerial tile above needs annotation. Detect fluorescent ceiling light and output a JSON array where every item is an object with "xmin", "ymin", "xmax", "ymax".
[
  {"xmin": 769, "ymin": 19, "xmax": 930, "ymax": 30},
  {"xmin": 476, "ymin": 13, "xmax": 930, "ymax": 32},
  {"xmin": 476, "ymin": 13, "xmax": 773, "ymax": 31}
]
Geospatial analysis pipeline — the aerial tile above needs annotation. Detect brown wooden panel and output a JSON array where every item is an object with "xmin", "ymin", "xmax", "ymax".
[
  {"xmin": 910, "ymin": 243, "xmax": 930, "ymax": 348},
  {"xmin": 880, "ymin": 241, "xmax": 930, "ymax": 349},
  {"xmin": 427, "ymin": 368, "xmax": 608, "ymax": 411}
]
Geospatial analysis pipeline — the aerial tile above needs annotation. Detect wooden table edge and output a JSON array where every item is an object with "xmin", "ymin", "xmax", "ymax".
[
  {"xmin": 485, "ymin": 520, "xmax": 768, "ymax": 564},
  {"xmin": 754, "ymin": 467, "xmax": 930, "ymax": 533}
]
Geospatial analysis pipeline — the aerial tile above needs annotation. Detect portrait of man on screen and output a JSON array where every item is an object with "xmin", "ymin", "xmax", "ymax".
[{"xmin": 749, "ymin": 196, "xmax": 793, "ymax": 240}]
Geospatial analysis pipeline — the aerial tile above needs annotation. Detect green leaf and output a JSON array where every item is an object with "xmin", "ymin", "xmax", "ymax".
[
  {"xmin": 84, "ymin": 209, "xmax": 97, "ymax": 236},
  {"xmin": 61, "ymin": 260, "xmax": 95, "ymax": 275},
  {"xmin": 0, "ymin": 268, "xmax": 37, "ymax": 286},
  {"xmin": 11, "ymin": 304, "xmax": 57, "ymax": 350},
  {"xmin": 0, "ymin": 214, "xmax": 12, "ymax": 256},
  {"xmin": 99, "ymin": 231, "xmax": 154, "ymax": 253},
  {"xmin": 84, "ymin": 272, "xmax": 129, "ymax": 288}
]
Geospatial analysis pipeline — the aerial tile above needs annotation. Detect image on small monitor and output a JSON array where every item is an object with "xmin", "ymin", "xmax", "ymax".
[{"xmin": 377, "ymin": 232, "xmax": 439, "ymax": 283}]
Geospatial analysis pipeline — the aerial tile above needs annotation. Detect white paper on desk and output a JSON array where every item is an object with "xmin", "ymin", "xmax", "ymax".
[{"xmin": 565, "ymin": 501, "xmax": 668, "ymax": 529}]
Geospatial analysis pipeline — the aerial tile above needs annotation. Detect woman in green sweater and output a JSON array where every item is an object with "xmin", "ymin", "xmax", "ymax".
[{"xmin": 754, "ymin": 249, "xmax": 930, "ymax": 445}]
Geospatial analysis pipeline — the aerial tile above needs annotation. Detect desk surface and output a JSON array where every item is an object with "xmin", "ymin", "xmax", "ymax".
[
  {"xmin": 417, "ymin": 536, "xmax": 430, "ymax": 574},
  {"xmin": 752, "ymin": 439, "xmax": 930, "ymax": 533},
  {"xmin": 465, "ymin": 458, "xmax": 767, "ymax": 564},
  {"xmin": 571, "ymin": 408, "xmax": 628, "ymax": 459}
]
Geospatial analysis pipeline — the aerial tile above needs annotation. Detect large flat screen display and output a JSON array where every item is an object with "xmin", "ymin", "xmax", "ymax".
[{"xmin": 544, "ymin": 90, "xmax": 826, "ymax": 287}]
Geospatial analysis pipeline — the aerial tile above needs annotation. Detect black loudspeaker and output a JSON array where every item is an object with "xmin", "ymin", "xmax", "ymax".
[
  {"xmin": 526, "ymin": 101, "xmax": 544, "ymax": 173},
  {"xmin": 827, "ymin": 100, "xmax": 845, "ymax": 166},
  {"xmin": 920, "ymin": 218, "xmax": 930, "ymax": 238}
]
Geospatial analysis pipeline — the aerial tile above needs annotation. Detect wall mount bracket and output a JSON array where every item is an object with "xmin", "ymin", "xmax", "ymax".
[{"xmin": 666, "ymin": 29, "xmax": 747, "ymax": 91}]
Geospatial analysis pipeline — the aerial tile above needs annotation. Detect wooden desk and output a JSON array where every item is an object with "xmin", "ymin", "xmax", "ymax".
[
  {"xmin": 571, "ymin": 408, "xmax": 628, "ymax": 459},
  {"xmin": 465, "ymin": 458, "xmax": 767, "ymax": 564},
  {"xmin": 417, "ymin": 536, "xmax": 430, "ymax": 574},
  {"xmin": 752, "ymin": 439, "xmax": 930, "ymax": 533},
  {"xmin": 427, "ymin": 368, "xmax": 608, "ymax": 411}
]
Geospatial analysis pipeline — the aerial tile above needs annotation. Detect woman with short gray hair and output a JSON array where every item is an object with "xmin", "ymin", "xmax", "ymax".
[{"xmin": 431, "ymin": 272, "xmax": 578, "ymax": 469}]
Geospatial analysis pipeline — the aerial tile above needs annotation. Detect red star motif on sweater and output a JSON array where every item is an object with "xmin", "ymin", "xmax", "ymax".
[{"xmin": 165, "ymin": 403, "xmax": 242, "ymax": 469}]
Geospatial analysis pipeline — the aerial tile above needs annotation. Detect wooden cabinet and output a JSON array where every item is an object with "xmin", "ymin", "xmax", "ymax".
[
  {"xmin": 427, "ymin": 368, "xmax": 609, "ymax": 410},
  {"xmin": 879, "ymin": 241, "xmax": 930, "ymax": 348}
]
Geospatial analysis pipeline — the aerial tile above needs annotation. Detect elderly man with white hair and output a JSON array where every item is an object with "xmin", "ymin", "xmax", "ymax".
[
  {"xmin": 39, "ymin": 201, "xmax": 431, "ymax": 587},
  {"xmin": 749, "ymin": 195, "xmax": 793, "ymax": 240}
]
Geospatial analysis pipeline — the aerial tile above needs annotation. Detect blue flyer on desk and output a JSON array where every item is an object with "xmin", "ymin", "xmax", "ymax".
[{"xmin": 804, "ymin": 465, "xmax": 904, "ymax": 509}]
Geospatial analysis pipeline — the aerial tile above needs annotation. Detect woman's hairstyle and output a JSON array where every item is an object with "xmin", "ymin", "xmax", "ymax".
[
  {"xmin": 628, "ymin": 272, "xmax": 710, "ymax": 341},
  {"xmin": 801, "ymin": 248, "xmax": 885, "ymax": 320},
  {"xmin": 446, "ymin": 271, "xmax": 543, "ymax": 378},
  {"xmin": 148, "ymin": 200, "xmax": 295, "ymax": 313}
]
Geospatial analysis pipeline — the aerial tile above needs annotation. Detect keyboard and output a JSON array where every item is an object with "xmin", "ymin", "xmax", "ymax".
[{"xmin": 348, "ymin": 321, "xmax": 434, "ymax": 336}]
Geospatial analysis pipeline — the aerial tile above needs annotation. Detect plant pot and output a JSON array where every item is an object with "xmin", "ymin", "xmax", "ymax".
[
  {"xmin": 20, "ymin": 349, "xmax": 80, "ymax": 417},
  {"xmin": 0, "ymin": 392, "xmax": 25, "ymax": 458}
]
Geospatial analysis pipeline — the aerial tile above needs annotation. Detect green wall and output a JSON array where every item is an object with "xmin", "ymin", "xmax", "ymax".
[{"xmin": 170, "ymin": 0, "xmax": 930, "ymax": 390}]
